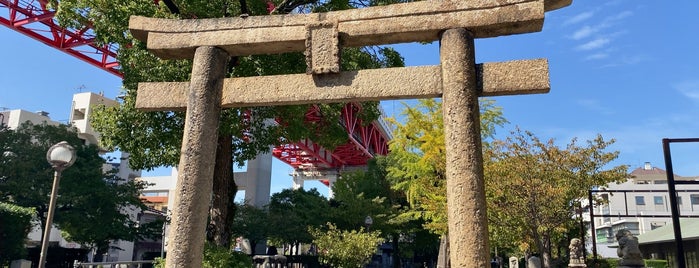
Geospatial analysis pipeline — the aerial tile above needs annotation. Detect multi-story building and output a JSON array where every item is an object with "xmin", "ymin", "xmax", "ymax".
[
  {"xmin": 591, "ymin": 162, "xmax": 699, "ymax": 257},
  {"xmin": 0, "ymin": 109, "xmax": 57, "ymax": 128}
]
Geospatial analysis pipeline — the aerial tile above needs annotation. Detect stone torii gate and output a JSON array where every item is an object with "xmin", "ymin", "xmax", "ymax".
[{"xmin": 129, "ymin": 0, "xmax": 571, "ymax": 266}]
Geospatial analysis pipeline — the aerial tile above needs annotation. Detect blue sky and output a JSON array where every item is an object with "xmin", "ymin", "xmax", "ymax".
[{"xmin": 2, "ymin": 0, "xmax": 698, "ymax": 196}]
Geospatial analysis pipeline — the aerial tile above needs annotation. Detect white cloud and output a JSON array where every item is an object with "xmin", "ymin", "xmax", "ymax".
[
  {"xmin": 607, "ymin": 10, "xmax": 633, "ymax": 22},
  {"xmin": 600, "ymin": 54, "xmax": 649, "ymax": 68},
  {"xmin": 576, "ymin": 38, "xmax": 610, "ymax": 50},
  {"xmin": 584, "ymin": 53, "xmax": 609, "ymax": 61},
  {"xmin": 675, "ymin": 81, "xmax": 699, "ymax": 101},
  {"xmin": 571, "ymin": 26, "xmax": 595, "ymax": 40},
  {"xmin": 564, "ymin": 11, "xmax": 595, "ymax": 26}
]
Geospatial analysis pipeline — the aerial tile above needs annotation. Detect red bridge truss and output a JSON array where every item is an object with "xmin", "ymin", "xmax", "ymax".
[
  {"xmin": 0, "ymin": 0, "xmax": 121, "ymax": 77},
  {"xmin": 1, "ymin": 0, "xmax": 391, "ymax": 172}
]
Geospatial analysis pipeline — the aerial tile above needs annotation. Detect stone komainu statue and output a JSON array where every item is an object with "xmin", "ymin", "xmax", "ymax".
[
  {"xmin": 569, "ymin": 238, "xmax": 584, "ymax": 261},
  {"xmin": 568, "ymin": 238, "xmax": 586, "ymax": 267},
  {"xmin": 616, "ymin": 230, "xmax": 644, "ymax": 267}
]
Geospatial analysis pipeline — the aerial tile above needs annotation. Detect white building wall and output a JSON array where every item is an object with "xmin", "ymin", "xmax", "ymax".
[
  {"xmin": 592, "ymin": 163, "xmax": 699, "ymax": 257},
  {"xmin": 1, "ymin": 109, "xmax": 58, "ymax": 129}
]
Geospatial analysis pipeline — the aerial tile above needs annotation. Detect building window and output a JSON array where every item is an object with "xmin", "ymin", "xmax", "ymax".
[
  {"xmin": 654, "ymin": 196, "xmax": 664, "ymax": 205},
  {"xmin": 677, "ymin": 196, "xmax": 683, "ymax": 205},
  {"xmin": 635, "ymin": 196, "xmax": 645, "ymax": 205},
  {"xmin": 650, "ymin": 222, "xmax": 666, "ymax": 230},
  {"xmin": 691, "ymin": 194, "xmax": 699, "ymax": 205}
]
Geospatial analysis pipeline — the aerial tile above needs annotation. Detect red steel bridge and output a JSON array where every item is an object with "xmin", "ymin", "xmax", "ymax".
[{"xmin": 0, "ymin": 0, "xmax": 391, "ymax": 175}]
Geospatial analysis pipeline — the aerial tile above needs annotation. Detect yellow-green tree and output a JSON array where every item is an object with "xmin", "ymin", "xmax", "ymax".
[
  {"xmin": 385, "ymin": 99, "xmax": 628, "ymax": 268},
  {"xmin": 485, "ymin": 129, "xmax": 627, "ymax": 267},
  {"xmin": 385, "ymin": 98, "xmax": 506, "ymax": 235}
]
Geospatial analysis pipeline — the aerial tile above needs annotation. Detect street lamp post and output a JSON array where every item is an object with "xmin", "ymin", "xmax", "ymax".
[
  {"xmin": 364, "ymin": 216, "xmax": 373, "ymax": 231},
  {"xmin": 161, "ymin": 211, "xmax": 171, "ymax": 259},
  {"xmin": 39, "ymin": 141, "xmax": 76, "ymax": 268}
]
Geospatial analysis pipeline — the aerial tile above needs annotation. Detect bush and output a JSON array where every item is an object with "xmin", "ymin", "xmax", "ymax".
[
  {"xmin": 310, "ymin": 223, "xmax": 384, "ymax": 268},
  {"xmin": 644, "ymin": 259, "xmax": 668, "ymax": 268},
  {"xmin": 0, "ymin": 203, "xmax": 35, "ymax": 265},
  {"xmin": 587, "ymin": 258, "xmax": 617, "ymax": 268},
  {"xmin": 153, "ymin": 243, "xmax": 252, "ymax": 268},
  {"xmin": 587, "ymin": 258, "xmax": 667, "ymax": 268}
]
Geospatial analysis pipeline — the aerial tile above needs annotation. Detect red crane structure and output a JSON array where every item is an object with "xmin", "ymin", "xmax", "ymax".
[{"xmin": 0, "ymin": 0, "xmax": 391, "ymax": 177}]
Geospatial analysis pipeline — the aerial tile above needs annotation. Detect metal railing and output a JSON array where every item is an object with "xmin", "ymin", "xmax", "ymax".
[{"xmin": 73, "ymin": 260, "xmax": 155, "ymax": 268}]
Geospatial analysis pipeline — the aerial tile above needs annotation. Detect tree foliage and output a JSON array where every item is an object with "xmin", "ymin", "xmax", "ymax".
[
  {"xmin": 484, "ymin": 128, "xmax": 628, "ymax": 267},
  {"xmin": 229, "ymin": 203, "xmax": 271, "ymax": 252},
  {"xmin": 332, "ymin": 157, "xmax": 441, "ymax": 267},
  {"xmin": 385, "ymin": 98, "xmax": 507, "ymax": 235},
  {"xmin": 0, "ymin": 123, "xmax": 149, "ymax": 257},
  {"xmin": 383, "ymin": 98, "xmax": 628, "ymax": 267},
  {"xmin": 0, "ymin": 202, "xmax": 35, "ymax": 264},
  {"xmin": 268, "ymin": 188, "xmax": 331, "ymax": 249},
  {"xmin": 310, "ymin": 223, "xmax": 384, "ymax": 268},
  {"xmin": 331, "ymin": 158, "xmax": 399, "ymax": 233}
]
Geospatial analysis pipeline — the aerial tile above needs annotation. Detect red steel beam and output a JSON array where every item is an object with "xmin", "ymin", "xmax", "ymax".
[
  {"xmin": 273, "ymin": 103, "xmax": 390, "ymax": 172},
  {"xmin": 0, "ymin": 0, "xmax": 121, "ymax": 77}
]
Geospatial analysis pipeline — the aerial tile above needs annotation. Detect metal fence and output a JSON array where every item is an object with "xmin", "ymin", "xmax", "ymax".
[{"xmin": 73, "ymin": 260, "xmax": 155, "ymax": 268}]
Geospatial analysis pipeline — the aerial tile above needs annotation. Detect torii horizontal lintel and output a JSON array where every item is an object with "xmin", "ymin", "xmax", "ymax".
[
  {"xmin": 135, "ymin": 59, "xmax": 549, "ymax": 111},
  {"xmin": 129, "ymin": 0, "xmax": 571, "ymax": 60}
]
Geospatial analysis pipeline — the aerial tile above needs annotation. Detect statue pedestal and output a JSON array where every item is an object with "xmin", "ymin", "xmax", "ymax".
[{"xmin": 568, "ymin": 260, "xmax": 586, "ymax": 267}]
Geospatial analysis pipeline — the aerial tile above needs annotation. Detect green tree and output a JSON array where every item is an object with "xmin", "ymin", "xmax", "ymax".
[
  {"xmin": 0, "ymin": 202, "xmax": 35, "ymax": 265},
  {"xmin": 331, "ymin": 159, "xmax": 397, "ymax": 232},
  {"xmin": 331, "ymin": 157, "xmax": 441, "ymax": 267},
  {"xmin": 230, "ymin": 203, "xmax": 271, "ymax": 253},
  {"xmin": 310, "ymin": 223, "xmax": 384, "ymax": 268},
  {"xmin": 0, "ymin": 123, "xmax": 149, "ymax": 260},
  {"xmin": 52, "ymin": 0, "xmax": 405, "ymax": 248},
  {"xmin": 268, "ymin": 188, "xmax": 330, "ymax": 254},
  {"xmin": 484, "ymin": 128, "xmax": 628, "ymax": 268}
]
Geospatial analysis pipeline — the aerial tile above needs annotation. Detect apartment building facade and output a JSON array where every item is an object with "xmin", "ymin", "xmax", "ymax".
[{"xmin": 591, "ymin": 162, "xmax": 699, "ymax": 257}]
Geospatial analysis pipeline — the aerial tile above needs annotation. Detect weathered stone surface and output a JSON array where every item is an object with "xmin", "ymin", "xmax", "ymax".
[
  {"xmin": 305, "ymin": 21, "xmax": 340, "ymax": 74},
  {"xmin": 128, "ymin": 0, "xmax": 565, "ymax": 59},
  {"xmin": 440, "ymin": 28, "xmax": 489, "ymax": 267},
  {"xmin": 165, "ymin": 46, "xmax": 229, "ymax": 268},
  {"xmin": 545, "ymin": 0, "xmax": 573, "ymax": 11},
  {"xmin": 135, "ymin": 59, "xmax": 549, "ymax": 110}
]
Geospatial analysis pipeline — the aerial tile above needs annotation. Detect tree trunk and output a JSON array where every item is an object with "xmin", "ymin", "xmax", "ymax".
[
  {"xmin": 541, "ymin": 234, "xmax": 552, "ymax": 268},
  {"xmin": 93, "ymin": 242, "xmax": 110, "ymax": 262},
  {"xmin": 209, "ymin": 134, "xmax": 236, "ymax": 248},
  {"xmin": 37, "ymin": 208, "xmax": 47, "ymax": 242},
  {"xmin": 392, "ymin": 233, "xmax": 401, "ymax": 268},
  {"xmin": 437, "ymin": 235, "xmax": 450, "ymax": 268}
]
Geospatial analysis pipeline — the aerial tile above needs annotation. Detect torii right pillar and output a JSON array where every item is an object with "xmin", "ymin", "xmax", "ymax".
[{"xmin": 441, "ymin": 28, "xmax": 489, "ymax": 267}]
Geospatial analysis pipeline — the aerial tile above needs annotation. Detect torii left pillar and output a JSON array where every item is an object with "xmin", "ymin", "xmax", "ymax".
[{"xmin": 166, "ymin": 46, "xmax": 229, "ymax": 268}]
